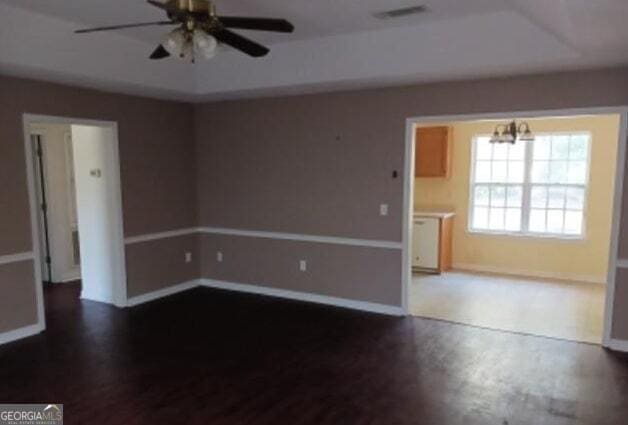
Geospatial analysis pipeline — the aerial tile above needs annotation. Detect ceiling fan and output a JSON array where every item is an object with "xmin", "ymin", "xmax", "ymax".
[{"xmin": 75, "ymin": 0, "xmax": 295, "ymax": 62}]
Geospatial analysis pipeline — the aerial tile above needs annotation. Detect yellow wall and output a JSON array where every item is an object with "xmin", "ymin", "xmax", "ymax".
[{"xmin": 414, "ymin": 115, "xmax": 620, "ymax": 283}]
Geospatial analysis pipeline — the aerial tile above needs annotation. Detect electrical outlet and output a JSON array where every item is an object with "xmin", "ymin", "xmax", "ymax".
[
  {"xmin": 380, "ymin": 204, "xmax": 389, "ymax": 216},
  {"xmin": 299, "ymin": 260, "xmax": 307, "ymax": 272},
  {"xmin": 217, "ymin": 251, "xmax": 223, "ymax": 262},
  {"xmin": 185, "ymin": 252, "xmax": 192, "ymax": 263}
]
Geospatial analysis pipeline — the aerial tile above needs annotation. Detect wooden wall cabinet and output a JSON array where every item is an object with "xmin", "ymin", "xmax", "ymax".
[{"xmin": 415, "ymin": 126, "xmax": 451, "ymax": 178}]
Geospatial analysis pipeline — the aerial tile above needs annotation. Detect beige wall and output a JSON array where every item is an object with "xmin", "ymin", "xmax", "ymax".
[
  {"xmin": 415, "ymin": 115, "xmax": 620, "ymax": 282},
  {"xmin": 0, "ymin": 261, "xmax": 37, "ymax": 333},
  {"xmin": 0, "ymin": 75, "xmax": 197, "ymax": 331},
  {"xmin": 200, "ymin": 234, "xmax": 401, "ymax": 305},
  {"xmin": 194, "ymin": 66, "xmax": 628, "ymax": 340},
  {"xmin": 4, "ymin": 66, "xmax": 628, "ymax": 342},
  {"xmin": 125, "ymin": 234, "xmax": 199, "ymax": 298}
]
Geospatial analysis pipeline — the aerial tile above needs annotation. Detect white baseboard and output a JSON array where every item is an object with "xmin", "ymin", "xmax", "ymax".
[
  {"xmin": 453, "ymin": 263, "xmax": 606, "ymax": 284},
  {"xmin": 199, "ymin": 278, "xmax": 405, "ymax": 316},
  {"xmin": 606, "ymin": 338, "xmax": 628, "ymax": 352},
  {"xmin": 80, "ymin": 291, "xmax": 116, "ymax": 305},
  {"xmin": 126, "ymin": 280, "xmax": 200, "ymax": 307},
  {"xmin": 0, "ymin": 322, "xmax": 44, "ymax": 345},
  {"xmin": 60, "ymin": 269, "xmax": 81, "ymax": 283},
  {"xmin": 0, "ymin": 278, "xmax": 402, "ymax": 347}
]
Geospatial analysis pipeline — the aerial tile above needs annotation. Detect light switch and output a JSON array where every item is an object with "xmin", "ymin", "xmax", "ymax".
[
  {"xmin": 217, "ymin": 251, "xmax": 223, "ymax": 262},
  {"xmin": 380, "ymin": 204, "xmax": 389, "ymax": 216},
  {"xmin": 299, "ymin": 260, "xmax": 307, "ymax": 272},
  {"xmin": 185, "ymin": 252, "xmax": 192, "ymax": 263}
]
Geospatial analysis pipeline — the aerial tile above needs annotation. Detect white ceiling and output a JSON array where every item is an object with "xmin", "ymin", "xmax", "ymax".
[{"xmin": 1, "ymin": 0, "xmax": 628, "ymax": 101}]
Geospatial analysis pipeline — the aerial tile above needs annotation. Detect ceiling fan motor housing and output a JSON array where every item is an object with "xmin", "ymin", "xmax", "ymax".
[{"xmin": 170, "ymin": 0, "xmax": 212, "ymax": 14}]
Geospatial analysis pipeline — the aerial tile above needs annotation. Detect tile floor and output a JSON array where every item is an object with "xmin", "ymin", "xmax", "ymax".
[{"xmin": 410, "ymin": 271, "xmax": 606, "ymax": 343}]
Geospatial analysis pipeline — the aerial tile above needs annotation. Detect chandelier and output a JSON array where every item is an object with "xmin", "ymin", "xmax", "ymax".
[{"xmin": 489, "ymin": 120, "xmax": 535, "ymax": 144}]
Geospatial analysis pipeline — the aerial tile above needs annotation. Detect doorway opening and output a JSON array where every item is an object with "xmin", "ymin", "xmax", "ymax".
[
  {"xmin": 24, "ymin": 115, "xmax": 127, "ymax": 321},
  {"xmin": 402, "ymin": 109, "xmax": 628, "ymax": 346}
]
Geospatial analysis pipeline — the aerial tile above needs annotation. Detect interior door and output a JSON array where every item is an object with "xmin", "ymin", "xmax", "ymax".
[{"xmin": 71, "ymin": 125, "xmax": 125, "ymax": 305}]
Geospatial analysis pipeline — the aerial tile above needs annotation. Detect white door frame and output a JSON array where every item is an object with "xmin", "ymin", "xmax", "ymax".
[
  {"xmin": 23, "ymin": 114, "xmax": 128, "ymax": 333},
  {"xmin": 402, "ymin": 106, "xmax": 628, "ymax": 349}
]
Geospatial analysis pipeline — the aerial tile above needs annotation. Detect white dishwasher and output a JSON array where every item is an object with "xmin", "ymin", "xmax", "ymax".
[{"xmin": 412, "ymin": 217, "xmax": 440, "ymax": 270}]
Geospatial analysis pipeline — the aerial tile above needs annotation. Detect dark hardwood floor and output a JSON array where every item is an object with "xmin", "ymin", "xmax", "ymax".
[{"xmin": 1, "ymin": 283, "xmax": 628, "ymax": 424}]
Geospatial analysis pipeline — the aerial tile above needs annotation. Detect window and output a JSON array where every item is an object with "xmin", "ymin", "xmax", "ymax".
[{"xmin": 470, "ymin": 133, "xmax": 590, "ymax": 237}]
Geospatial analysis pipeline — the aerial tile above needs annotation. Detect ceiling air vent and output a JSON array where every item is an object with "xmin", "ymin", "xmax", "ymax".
[{"xmin": 374, "ymin": 4, "xmax": 429, "ymax": 20}]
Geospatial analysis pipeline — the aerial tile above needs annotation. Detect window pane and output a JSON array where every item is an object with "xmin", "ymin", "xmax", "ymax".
[
  {"xmin": 531, "ymin": 186, "xmax": 547, "ymax": 208},
  {"xmin": 474, "ymin": 185, "xmax": 490, "ymax": 206},
  {"xmin": 472, "ymin": 132, "xmax": 589, "ymax": 237},
  {"xmin": 491, "ymin": 161, "xmax": 507, "ymax": 182},
  {"xmin": 548, "ymin": 186, "xmax": 566, "ymax": 208},
  {"xmin": 569, "ymin": 135, "xmax": 588, "ymax": 160},
  {"xmin": 505, "ymin": 208, "xmax": 522, "ymax": 231},
  {"xmin": 489, "ymin": 207, "xmax": 505, "ymax": 230},
  {"xmin": 507, "ymin": 161, "xmax": 524, "ymax": 183},
  {"xmin": 534, "ymin": 136, "xmax": 551, "ymax": 159},
  {"xmin": 529, "ymin": 209, "xmax": 546, "ymax": 232},
  {"xmin": 547, "ymin": 210, "xmax": 564, "ymax": 233},
  {"xmin": 473, "ymin": 207, "xmax": 489, "ymax": 229},
  {"xmin": 476, "ymin": 137, "xmax": 493, "ymax": 160},
  {"xmin": 493, "ymin": 143, "xmax": 508, "ymax": 160},
  {"xmin": 564, "ymin": 211, "xmax": 583, "ymax": 235},
  {"xmin": 508, "ymin": 141, "xmax": 525, "ymax": 160},
  {"xmin": 475, "ymin": 161, "xmax": 492, "ymax": 182},
  {"xmin": 506, "ymin": 186, "xmax": 523, "ymax": 207},
  {"xmin": 532, "ymin": 160, "xmax": 550, "ymax": 183},
  {"xmin": 568, "ymin": 161, "xmax": 587, "ymax": 184},
  {"xmin": 566, "ymin": 187, "xmax": 585, "ymax": 210},
  {"xmin": 549, "ymin": 161, "xmax": 568, "ymax": 183},
  {"xmin": 490, "ymin": 186, "xmax": 506, "ymax": 207},
  {"xmin": 551, "ymin": 136, "xmax": 570, "ymax": 159}
]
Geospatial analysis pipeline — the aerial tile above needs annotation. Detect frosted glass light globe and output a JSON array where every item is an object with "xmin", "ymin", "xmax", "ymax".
[
  {"xmin": 163, "ymin": 28, "xmax": 186, "ymax": 57},
  {"xmin": 192, "ymin": 29, "xmax": 218, "ymax": 60}
]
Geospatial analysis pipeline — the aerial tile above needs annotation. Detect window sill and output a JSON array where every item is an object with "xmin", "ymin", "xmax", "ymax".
[{"xmin": 467, "ymin": 229, "xmax": 586, "ymax": 242}]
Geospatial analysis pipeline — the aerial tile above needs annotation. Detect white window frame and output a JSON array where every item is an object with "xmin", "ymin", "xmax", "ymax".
[{"xmin": 468, "ymin": 131, "xmax": 592, "ymax": 240}]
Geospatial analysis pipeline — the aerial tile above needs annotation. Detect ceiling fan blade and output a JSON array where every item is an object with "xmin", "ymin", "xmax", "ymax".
[
  {"xmin": 75, "ymin": 21, "xmax": 176, "ymax": 34},
  {"xmin": 212, "ymin": 29, "xmax": 270, "ymax": 57},
  {"xmin": 146, "ymin": 0, "xmax": 171, "ymax": 12},
  {"xmin": 149, "ymin": 45, "xmax": 170, "ymax": 60},
  {"xmin": 218, "ymin": 17, "xmax": 294, "ymax": 33}
]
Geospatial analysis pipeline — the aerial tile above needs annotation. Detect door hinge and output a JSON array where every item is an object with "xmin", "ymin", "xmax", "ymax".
[
  {"xmin": 36, "ymin": 146, "xmax": 43, "ymax": 157},
  {"xmin": 45, "ymin": 256, "xmax": 51, "ymax": 264},
  {"xmin": 41, "ymin": 202, "xmax": 47, "ymax": 212}
]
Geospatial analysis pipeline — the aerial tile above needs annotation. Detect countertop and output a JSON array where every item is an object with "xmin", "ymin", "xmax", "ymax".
[{"xmin": 414, "ymin": 211, "xmax": 456, "ymax": 219}]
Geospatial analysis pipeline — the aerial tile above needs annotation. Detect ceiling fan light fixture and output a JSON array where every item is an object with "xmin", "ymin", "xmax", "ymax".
[
  {"xmin": 179, "ymin": 39, "xmax": 195, "ymax": 62},
  {"xmin": 163, "ymin": 27, "xmax": 186, "ymax": 56},
  {"xmin": 192, "ymin": 29, "xmax": 218, "ymax": 60}
]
